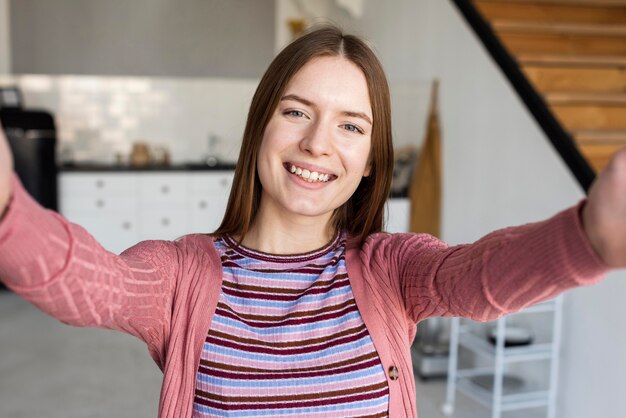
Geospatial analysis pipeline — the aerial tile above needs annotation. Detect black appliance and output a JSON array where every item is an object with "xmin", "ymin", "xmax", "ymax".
[{"xmin": 0, "ymin": 108, "xmax": 58, "ymax": 212}]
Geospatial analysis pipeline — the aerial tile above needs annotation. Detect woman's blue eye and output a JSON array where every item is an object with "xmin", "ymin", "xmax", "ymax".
[
  {"xmin": 343, "ymin": 124, "xmax": 363, "ymax": 134},
  {"xmin": 286, "ymin": 110, "xmax": 305, "ymax": 117}
]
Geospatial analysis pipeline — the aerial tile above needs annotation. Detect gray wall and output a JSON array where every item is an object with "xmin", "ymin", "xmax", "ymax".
[
  {"xmin": 0, "ymin": 0, "xmax": 10, "ymax": 73},
  {"xmin": 9, "ymin": 0, "xmax": 275, "ymax": 78}
]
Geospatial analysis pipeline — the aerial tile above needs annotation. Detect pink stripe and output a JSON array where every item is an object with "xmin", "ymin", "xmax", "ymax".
[
  {"xmin": 194, "ymin": 388, "xmax": 389, "ymax": 411},
  {"xmin": 209, "ymin": 316, "xmax": 365, "ymax": 340},
  {"xmin": 205, "ymin": 326, "xmax": 368, "ymax": 355},
  {"xmin": 198, "ymin": 357, "xmax": 380, "ymax": 380},
  {"xmin": 213, "ymin": 303, "xmax": 358, "ymax": 328},
  {"xmin": 219, "ymin": 292, "xmax": 353, "ymax": 315},
  {"xmin": 202, "ymin": 329, "xmax": 370, "ymax": 368}
]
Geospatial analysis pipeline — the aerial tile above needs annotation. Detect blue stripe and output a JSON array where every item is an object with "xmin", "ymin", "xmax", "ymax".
[
  {"xmin": 201, "ymin": 336, "xmax": 375, "ymax": 366},
  {"xmin": 219, "ymin": 285, "xmax": 352, "ymax": 309}
]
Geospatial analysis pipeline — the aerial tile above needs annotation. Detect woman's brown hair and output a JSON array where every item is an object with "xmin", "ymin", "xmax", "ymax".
[{"xmin": 213, "ymin": 24, "xmax": 393, "ymax": 244}]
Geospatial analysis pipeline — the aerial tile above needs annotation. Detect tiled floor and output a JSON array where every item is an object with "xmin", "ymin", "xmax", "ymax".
[{"xmin": 0, "ymin": 291, "xmax": 542, "ymax": 418}]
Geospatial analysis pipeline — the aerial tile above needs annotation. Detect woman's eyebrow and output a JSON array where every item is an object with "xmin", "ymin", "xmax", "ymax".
[
  {"xmin": 342, "ymin": 110, "xmax": 372, "ymax": 126},
  {"xmin": 281, "ymin": 94, "xmax": 372, "ymax": 125},
  {"xmin": 281, "ymin": 94, "xmax": 314, "ymax": 107}
]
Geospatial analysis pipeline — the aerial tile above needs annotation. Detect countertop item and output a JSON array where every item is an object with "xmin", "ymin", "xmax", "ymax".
[
  {"xmin": 59, "ymin": 162, "xmax": 237, "ymax": 172},
  {"xmin": 487, "ymin": 326, "xmax": 534, "ymax": 347}
]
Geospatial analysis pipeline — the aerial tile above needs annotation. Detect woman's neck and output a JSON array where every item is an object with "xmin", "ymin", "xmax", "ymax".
[{"xmin": 239, "ymin": 202, "xmax": 336, "ymax": 255}]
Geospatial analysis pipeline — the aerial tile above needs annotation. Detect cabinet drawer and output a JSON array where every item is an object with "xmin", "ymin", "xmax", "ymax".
[
  {"xmin": 138, "ymin": 173, "xmax": 188, "ymax": 202},
  {"xmin": 60, "ymin": 173, "xmax": 137, "ymax": 197},
  {"xmin": 60, "ymin": 195, "xmax": 137, "ymax": 216},
  {"xmin": 189, "ymin": 172, "xmax": 234, "ymax": 193},
  {"xmin": 138, "ymin": 204, "xmax": 189, "ymax": 241},
  {"xmin": 64, "ymin": 213, "xmax": 138, "ymax": 254},
  {"xmin": 189, "ymin": 195, "xmax": 228, "ymax": 233}
]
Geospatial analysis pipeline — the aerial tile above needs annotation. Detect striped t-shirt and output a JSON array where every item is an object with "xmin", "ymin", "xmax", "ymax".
[{"xmin": 191, "ymin": 232, "xmax": 389, "ymax": 417}]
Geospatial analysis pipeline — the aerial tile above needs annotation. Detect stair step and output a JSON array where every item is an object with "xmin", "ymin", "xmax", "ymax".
[
  {"xmin": 493, "ymin": 21, "xmax": 626, "ymax": 36},
  {"xmin": 475, "ymin": 0, "xmax": 626, "ymax": 25},
  {"xmin": 552, "ymin": 102, "xmax": 626, "ymax": 130},
  {"xmin": 518, "ymin": 54, "xmax": 626, "ymax": 67},
  {"xmin": 573, "ymin": 129, "xmax": 626, "ymax": 143},
  {"xmin": 523, "ymin": 65, "xmax": 626, "ymax": 93},
  {"xmin": 498, "ymin": 27, "xmax": 626, "ymax": 56},
  {"xmin": 546, "ymin": 92, "xmax": 626, "ymax": 105}
]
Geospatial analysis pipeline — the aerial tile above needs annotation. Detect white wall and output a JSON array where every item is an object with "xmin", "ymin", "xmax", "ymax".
[
  {"xmin": 0, "ymin": 0, "xmax": 10, "ymax": 73},
  {"xmin": 10, "ymin": 74, "xmax": 258, "ymax": 164},
  {"xmin": 321, "ymin": 0, "xmax": 626, "ymax": 416}
]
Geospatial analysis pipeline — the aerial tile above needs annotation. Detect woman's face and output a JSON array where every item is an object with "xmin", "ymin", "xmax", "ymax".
[{"xmin": 256, "ymin": 55, "xmax": 373, "ymax": 225}]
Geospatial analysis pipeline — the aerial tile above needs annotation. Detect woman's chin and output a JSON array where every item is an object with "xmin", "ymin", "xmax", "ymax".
[{"xmin": 280, "ymin": 200, "xmax": 336, "ymax": 220}]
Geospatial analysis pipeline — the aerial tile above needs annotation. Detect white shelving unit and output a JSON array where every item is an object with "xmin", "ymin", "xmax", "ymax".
[{"xmin": 442, "ymin": 296, "xmax": 563, "ymax": 418}]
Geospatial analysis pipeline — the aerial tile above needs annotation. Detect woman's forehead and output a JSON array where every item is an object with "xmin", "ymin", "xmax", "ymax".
[{"xmin": 283, "ymin": 56, "xmax": 372, "ymax": 117}]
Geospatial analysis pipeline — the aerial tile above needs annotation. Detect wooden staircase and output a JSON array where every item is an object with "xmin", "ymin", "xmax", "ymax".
[{"xmin": 473, "ymin": 0, "xmax": 626, "ymax": 172}]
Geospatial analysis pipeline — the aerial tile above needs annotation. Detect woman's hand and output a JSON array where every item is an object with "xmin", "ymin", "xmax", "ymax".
[
  {"xmin": 0, "ymin": 125, "xmax": 14, "ymax": 217},
  {"xmin": 582, "ymin": 148, "xmax": 626, "ymax": 268}
]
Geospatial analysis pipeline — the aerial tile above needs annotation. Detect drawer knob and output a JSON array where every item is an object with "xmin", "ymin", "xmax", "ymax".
[
  {"xmin": 95, "ymin": 199, "xmax": 105, "ymax": 208},
  {"xmin": 199, "ymin": 200, "xmax": 207, "ymax": 209},
  {"xmin": 96, "ymin": 179, "xmax": 105, "ymax": 188},
  {"xmin": 220, "ymin": 179, "xmax": 229, "ymax": 187},
  {"xmin": 161, "ymin": 185, "xmax": 170, "ymax": 194},
  {"xmin": 161, "ymin": 218, "xmax": 170, "ymax": 226},
  {"xmin": 122, "ymin": 221, "xmax": 131, "ymax": 230}
]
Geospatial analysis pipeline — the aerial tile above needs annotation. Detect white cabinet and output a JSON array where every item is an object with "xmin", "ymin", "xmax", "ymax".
[
  {"xmin": 59, "ymin": 173, "xmax": 139, "ymax": 253},
  {"xmin": 137, "ymin": 173, "xmax": 190, "ymax": 241},
  {"xmin": 59, "ymin": 171, "xmax": 234, "ymax": 254},
  {"xmin": 188, "ymin": 172, "xmax": 234, "ymax": 233},
  {"xmin": 60, "ymin": 172, "xmax": 408, "ymax": 252}
]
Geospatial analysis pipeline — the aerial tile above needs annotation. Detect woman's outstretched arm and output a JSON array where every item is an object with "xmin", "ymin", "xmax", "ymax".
[
  {"xmin": 360, "ymin": 157, "xmax": 618, "ymax": 325},
  {"xmin": 388, "ymin": 149, "xmax": 626, "ymax": 324},
  {"xmin": 0, "ymin": 127, "xmax": 180, "ymax": 367}
]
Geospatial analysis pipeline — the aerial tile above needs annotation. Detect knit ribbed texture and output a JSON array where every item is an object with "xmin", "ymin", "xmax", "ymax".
[
  {"xmin": 0, "ymin": 174, "xmax": 609, "ymax": 417},
  {"xmin": 191, "ymin": 234, "xmax": 389, "ymax": 417}
]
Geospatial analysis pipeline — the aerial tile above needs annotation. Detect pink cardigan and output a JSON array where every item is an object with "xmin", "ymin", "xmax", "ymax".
[{"xmin": 0, "ymin": 175, "xmax": 608, "ymax": 417}]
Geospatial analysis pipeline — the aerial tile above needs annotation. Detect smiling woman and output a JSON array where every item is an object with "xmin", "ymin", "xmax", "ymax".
[
  {"xmin": 0, "ymin": 24, "xmax": 617, "ymax": 418},
  {"xmin": 214, "ymin": 27, "xmax": 393, "ymax": 252},
  {"xmin": 248, "ymin": 56, "xmax": 374, "ymax": 252}
]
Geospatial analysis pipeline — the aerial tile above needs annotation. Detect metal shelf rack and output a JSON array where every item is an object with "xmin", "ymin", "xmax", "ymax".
[{"xmin": 442, "ymin": 296, "xmax": 563, "ymax": 418}]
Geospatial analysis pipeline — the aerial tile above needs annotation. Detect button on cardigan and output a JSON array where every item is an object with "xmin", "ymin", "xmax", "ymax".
[{"xmin": 0, "ymin": 175, "xmax": 609, "ymax": 417}]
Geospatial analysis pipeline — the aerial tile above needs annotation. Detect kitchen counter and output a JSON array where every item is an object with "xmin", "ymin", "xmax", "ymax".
[{"xmin": 59, "ymin": 162, "xmax": 237, "ymax": 172}]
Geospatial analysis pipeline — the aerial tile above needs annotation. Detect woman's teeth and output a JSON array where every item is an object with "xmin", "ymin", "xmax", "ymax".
[{"xmin": 289, "ymin": 164, "xmax": 330, "ymax": 183}]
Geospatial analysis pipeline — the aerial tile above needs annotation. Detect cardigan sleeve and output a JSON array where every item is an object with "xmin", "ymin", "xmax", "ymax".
[
  {"xmin": 0, "ymin": 174, "xmax": 180, "ymax": 364},
  {"xmin": 365, "ymin": 202, "xmax": 610, "ymax": 324}
]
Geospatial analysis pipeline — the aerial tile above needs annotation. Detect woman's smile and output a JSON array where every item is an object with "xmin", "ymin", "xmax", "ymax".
[{"xmin": 283, "ymin": 162, "xmax": 337, "ymax": 185}]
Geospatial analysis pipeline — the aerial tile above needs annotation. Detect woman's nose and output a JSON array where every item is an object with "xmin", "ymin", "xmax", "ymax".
[{"xmin": 299, "ymin": 120, "xmax": 332, "ymax": 156}]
